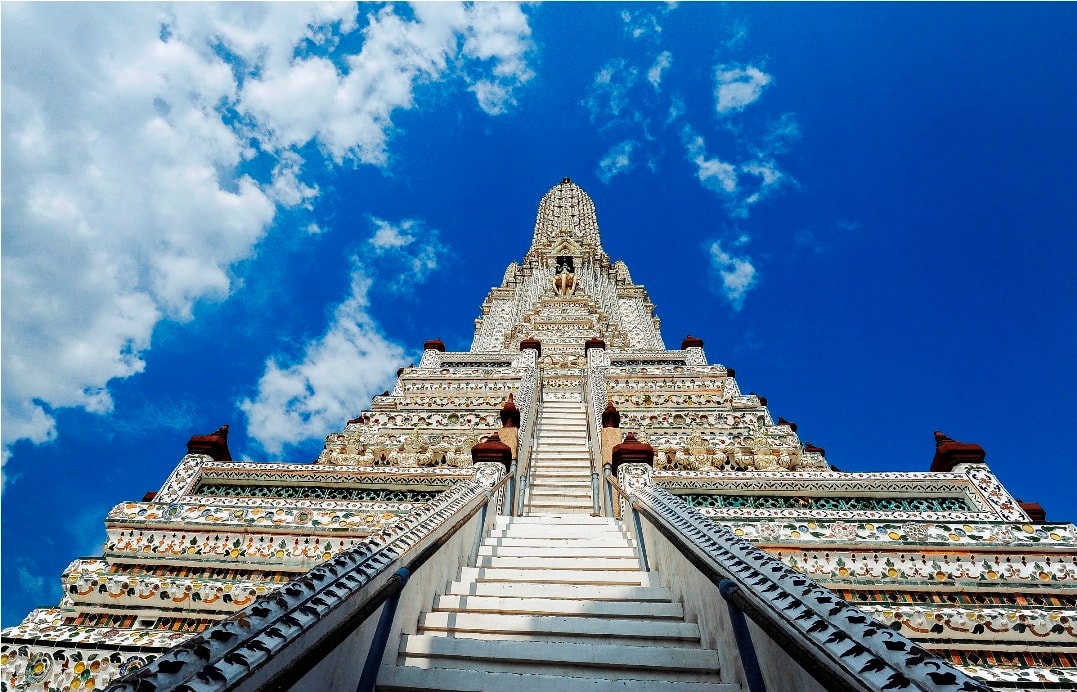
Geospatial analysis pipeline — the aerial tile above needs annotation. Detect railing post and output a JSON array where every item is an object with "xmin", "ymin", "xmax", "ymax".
[
  {"xmin": 719, "ymin": 580, "xmax": 766, "ymax": 692},
  {"xmin": 630, "ymin": 505, "xmax": 649, "ymax": 572},
  {"xmin": 602, "ymin": 465, "xmax": 614, "ymax": 517},
  {"xmin": 504, "ymin": 462, "xmax": 517, "ymax": 516},
  {"xmin": 591, "ymin": 470, "xmax": 601, "ymax": 516},
  {"xmin": 356, "ymin": 568, "xmax": 410, "ymax": 692},
  {"xmin": 468, "ymin": 499, "xmax": 489, "ymax": 567}
]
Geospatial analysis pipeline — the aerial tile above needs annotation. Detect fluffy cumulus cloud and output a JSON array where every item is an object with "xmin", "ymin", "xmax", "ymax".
[
  {"xmin": 708, "ymin": 237, "xmax": 757, "ymax": 310},
  {"xmin": 714, "ymin": 63, "xmax": 772, "ymax": 115},
  {"xmin": 239, "ymin": 263, "xmax": 407, "ymax": 457},
  {"xmin": 1, "ymin": 3, "xmax": 535, "ymax": 474},
  {"xmin": 366, "ymin": 217, "xmax": 449, "ymax": 292},
  {"xmin": 597, "ymin": 141, "xmax": 638, "ymax": 183}
]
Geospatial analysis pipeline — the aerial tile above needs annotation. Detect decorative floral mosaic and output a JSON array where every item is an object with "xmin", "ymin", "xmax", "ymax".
[
  {"xmin": 775, "ymin": 548, "xmax": 1077, "ymax": 586},
  {"xmin": 860, "ymin": 604, "xmax": 1077, "ymax": 643},
  {"xmin": 944, "ymin": 650, "xmax": 1077, "ymax": 686},
  {"xmin": 107, "ymin": 501, "xmax": 408, "ymax": 534},
  {"xmin": 720, "ymin": 517, "xmax": 1077, "ymax": 548},
  {"xmin": 2, "ymin": 608, "xmax": 194, "ymax": 649},
  {"xmin": 104, "ymin": 526, "xmax": 366, "ymax": 567},
  {"xmin": 2, "ymin": 642, "xmax": 156, "ymax": 692}
]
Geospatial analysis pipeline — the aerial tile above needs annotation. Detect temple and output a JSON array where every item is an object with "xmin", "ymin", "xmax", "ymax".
[{"xmin": 3, "ymin": 179, "xmax": 1074, "ymax": 691}]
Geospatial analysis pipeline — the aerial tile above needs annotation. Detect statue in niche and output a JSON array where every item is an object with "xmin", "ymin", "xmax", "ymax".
[{"xmin": 553, "ymin": 255, "xmax": 576, "ymax": 296}]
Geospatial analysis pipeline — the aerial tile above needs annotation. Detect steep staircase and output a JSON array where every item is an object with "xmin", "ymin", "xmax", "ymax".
[
  {"xmin": 524, "ymin": 399, "xmax": 595, "ymax": 515},
  {"xmin": 377, "ymin": 391, "xmax": 734, "ymax": 690},
  {"xmin": 378, "ymin": 515, "xmax": 733, "ymax": 690}
]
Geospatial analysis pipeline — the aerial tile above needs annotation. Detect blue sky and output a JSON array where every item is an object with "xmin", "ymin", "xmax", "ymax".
[{"xmin": 3, "ymin": 3, "xmax": 1076, "ymax": 626}]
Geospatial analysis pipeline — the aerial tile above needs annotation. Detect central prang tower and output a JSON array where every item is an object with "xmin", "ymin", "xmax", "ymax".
[
  {"xmin": 471, "ymin": 177, "xmax": 664, "ymax": 358},
  {"xmin": 3, "ymin": 179, "xmax": 1072, "ymax": 692}
]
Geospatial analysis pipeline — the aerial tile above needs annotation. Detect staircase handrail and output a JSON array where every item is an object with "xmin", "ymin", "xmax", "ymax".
[
  {"xmin": 106, "ymin": 468, "xmax": 513, "ymax": 692},
  {"xmin": 514, "ymin": 366, "xmax": 541, "ymax": 516},
  {"xmin": 626, "ymin": 483, "xmax": 992, "ymax": 692}
]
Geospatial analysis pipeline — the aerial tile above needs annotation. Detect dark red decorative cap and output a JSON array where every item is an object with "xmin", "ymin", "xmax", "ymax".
[
  {"xmin": 930, "ymin": 431, "xmax": 986, "ymax": 472},
  {"xmin": 778, "ymin": 416, "xmax": 798, "ymax": 433},
  {"xmin": 805, "ymin": 442, "xmax": 826, "ymax": 457},
  {"xmin": 186, "ymin": 425, "xmax": 232, "ymax": 461},
  {"xmin": 602, "ymin": 401, "xmax": 621, "ymax": 428},
  {"xmin": 611, "ymin": 432, "xmax": 654, "ymax": 474},
  {"xmin": 471, "ymin": 432, "xmax": 513, "ymax": 470},
  {"xmin": 1019, "ymin": 501, "xmax": 1047, "ymax": 522},
  {"xmin": 725, "ymin": 367, "xmax": 736, "ymax": 378},
  {"xmin": 347, "ymin": 417, "xmax": 362, "ymax": 425},
  {"xmin": 682, "ymin": 335, "xmax": 704, "ymax": 349},
  {"xmin": 585, "ymin": 338, "xmax": 606, "ymax": 351},
  {"xmin": 397, "ymin": 367, "xmax": 407, "ymax": 377},
  {"xmin": 142, "ymin": 491, "xmax": 157, "ymax": 502},
  {"xmin": 423, "ymin": 338, "xmax": 446, "ymax": 352},
  {"xmin": 520, "ymin": 338, "xmax": 541, "ymax": 355},
  {"xmin": 500, "ymin": 393, "xmax": 521, "ymax": 427}
]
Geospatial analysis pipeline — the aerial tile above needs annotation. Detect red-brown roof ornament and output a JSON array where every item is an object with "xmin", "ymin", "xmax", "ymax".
[
  {"xmin": 500, "ymin": 393, "xmax": 521, "ymax": 428},
  {"xmin": 186, "ymin": 425, "xmax": 232, "ymax": 461},
  {"xmin": 1019, "ymin": 501, "xmax": 1047, "ymax": 523},
  {"xmin": 519, "ymin": 338, "xmax": 541, "ymax": 356},
  {"xmin": 805, "ymin": 442, "xmax": 826, "ymax": 457},
  {"xmin": 778, "ymin": 416, "xmax": 798, "ymax": 433},
  {"xmin": 423, "ymin": 338, "xmax": 446, "ymax": 352},
  {"xmin": 930, "ymin": 431, "xmax": 986, "ymax": 472},
  {"xmin": 602, "ymin": 401, "xmax": 621, "ymax": 428},
  {"xmin": 585, "ymin": 338, "xmax": 606, "ymax": 351},
  {"xmin": 611, "ymin": 432, "xmax": 654, "ymax": 474},
  {"xmin": 725, "ymin": 367, "xmax": 736, "ymax": 378},
  {"xmin": 471, "ymin": 431, "xmax": 513, "ymax": 470},
  {"xmin": 682, "ymin": 335, "xmax": 704, "ymax": 349}
]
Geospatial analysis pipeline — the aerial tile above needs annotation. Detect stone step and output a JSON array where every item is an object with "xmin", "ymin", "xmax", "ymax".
[
  {"xmin": 523, "ymin": 504, "xmax": 594, "ymax": 515},
  {"xmin": 526, "ymin": 474, "xmax": 591, "ymax": 483},
  {"xmin": 527, "ymin": 488, "xmax": 593, "ymax": 498},
  {"xmin": 443, "ymin": 581, "xmax": 675, "ymax": 602},
  {"xmin": 487, "ymin": 525, "xmax": 623, "ymax": 539},
  {"xmin": 457, "ymin": 567, "xmax": 656, "ymax": 585},
  {"xmin": 527, "ymin": 503, "xmax": 603, "ymax": 514},
  {"xmin": 493, "ymin": 515, "xmax": 612, "ymax": 526},
  {"xmin": 473, "ymin": 556, "xmax": 640, "ymax": 570},
  {"xmin": 524, "ymin": 473, "xmax": 591, "ymax": 482},
  {"xmin": 481, "ymin": 537, "xmax": 634, "ymax": 549},
  {"xmin": 477, "ymin": 545, "xmax": 636, "ymax": 558},
  {"xmin": 432, "ymin": 594, "xmax": 683, "ymax": 619},
  {"xmin": 377, "ymin": 665, "xmax": 739, "ymax": 691},
  {"xmin": 417, "ymin": 612, "xmax": 701, "ymax": 643},
  {"xmin": 396, "ymin": 635, "xmax": 723, "ymax": 682}
]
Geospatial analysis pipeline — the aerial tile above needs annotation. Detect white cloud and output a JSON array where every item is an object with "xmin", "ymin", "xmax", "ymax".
[
  {"xmin": 621, "ymin": 6, "xmax": 675, "ymax": 41},
  {"xmin": 708, "ymin": 239, "xmax": 757, "ymax": 310},
  {"xmin": 460, "ymin": 3, "xmax": 536, "ymax": 115},
  {"xmin": 366, "ymin": 217, "xmax": 449, "ymax": 291},
  {"xmin": 683, "ymin": 129, "xmax": 738, "ymax": 194},
  {"xmin": 682, "ymin": 126, "xmax": 791, "ymax": 217},
  {"xmin": 714, "ymin": 64, "xmax": 772, "ymax": 115},
  {"xmin": 239, "ymin": 263, "xmax": 407, "ymax": 457},
  {"xmin": 1, "ymin": 3, "xmax": 535, "ymax": 472},
  {"xmin": 597, "ymin": 141, "xmax": 638, "ymax": 183},
  {"xmin": 584, "ymin": 59, "xmax": 640, "ymax": 126},
  {"xmin": 647, "ymin": 51, "xmax": 673, "ymax": 91}
]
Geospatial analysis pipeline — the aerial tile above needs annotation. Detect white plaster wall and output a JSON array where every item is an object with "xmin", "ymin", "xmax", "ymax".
[
  {"xmin": 640, "ymin": 520, "xmax": 825, "ymax": 692},
  {"xmin": 289, "ymin": 508, "xmax": 486, "ymax": 691}
]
